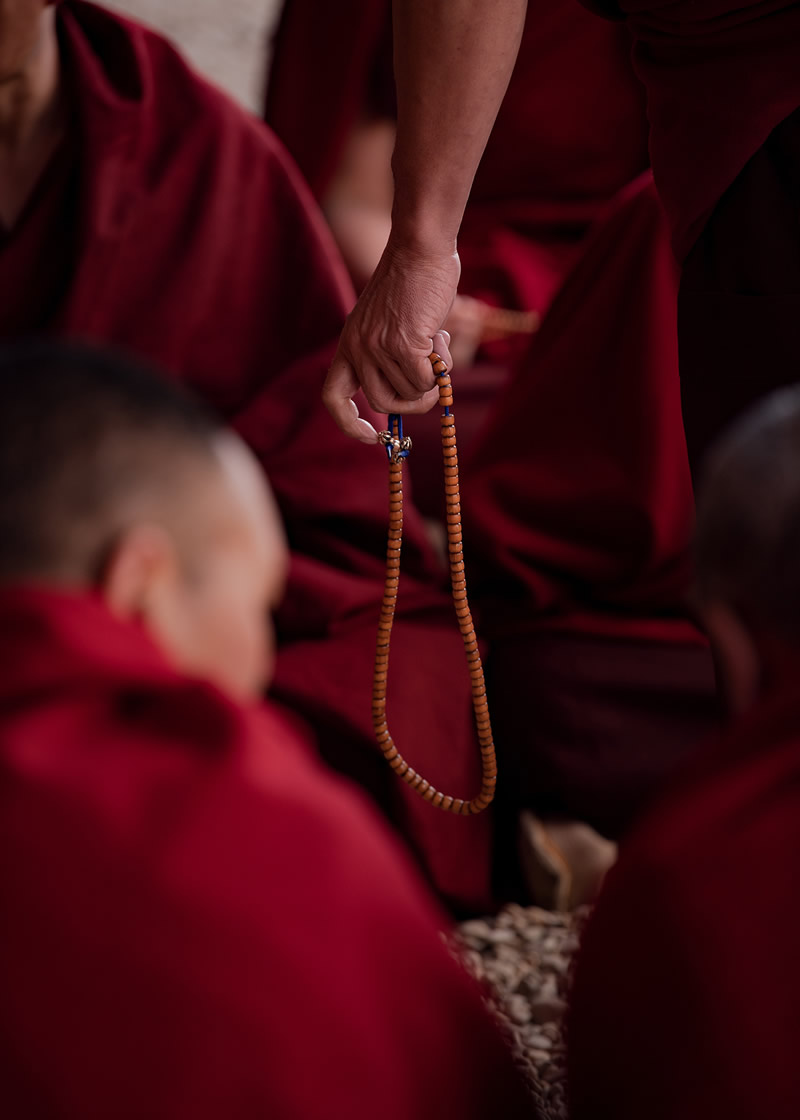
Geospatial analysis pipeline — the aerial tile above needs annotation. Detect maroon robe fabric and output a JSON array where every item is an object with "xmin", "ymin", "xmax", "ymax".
[
  {"xmin": 568, "ymin": 681, "xmax": 800, "ymax": 1119},
  {"xmin": 462, "ymin": 175, "xmax": 718, "ymax": 838},
  {"xmin": 0, "ymin": 587, "xmax": 533, "ymax": 1119},
  {"xmin": 0, "ymin": 1, "xmax": 493, "ymax": 911},
  {"xmin": 583, "ymin": 0, "xmax": 800, "ymax": 261},
  {"xmin": 679, "ymin": 106, "xmax": 800, "ymax": 469},
  {"xmin": 0, "ymin": 140, "xmax": 77, "ymax": 335},
  {"xmin": 582, "ymin": 0, "xmax": 800, "ymax": 470}
]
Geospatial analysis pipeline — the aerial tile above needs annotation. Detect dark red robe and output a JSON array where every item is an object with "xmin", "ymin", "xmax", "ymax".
[
  {"xmin": 462, "ymin": 174, "xmax": 717, "ymax": 839},
  {"xmin": 0, "ymin": 587, "xmax": 533, "ymax": 1119},
  {"xmin": 568, "ymin": 680, "xmax": 800, "ymax": 1119},
  {"xmin": 0, "ymin": 1, "xmax": 492, "ymax": 911},
  {"xmin": 583, "ymin": 0, "xmax": 800, "ymax": 469}
]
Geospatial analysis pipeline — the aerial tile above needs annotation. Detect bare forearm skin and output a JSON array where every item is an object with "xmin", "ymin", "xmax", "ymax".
[
  {"xmin": 390, "ymin": 0, "xmax": 527, "ymax": 250},
  {"xmin": 324, "ymin": 0, "xmax": 527, "ymax": 439}
]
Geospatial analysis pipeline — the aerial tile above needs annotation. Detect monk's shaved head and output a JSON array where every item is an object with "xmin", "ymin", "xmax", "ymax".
[
  {"xmin": 0, "ymin": 341, "xmax": 287, "ymax": 698},
  {"xmin": 0, "ymin": 340, "xmax": 222, "ymax": 582},
  {"xmin": 695, "ymin": 386, "xmax": 800, "ymax": 643}
]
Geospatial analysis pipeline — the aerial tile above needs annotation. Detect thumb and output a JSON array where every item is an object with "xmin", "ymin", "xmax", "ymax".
[{"xmin": 431, "ymin": 330, "xmax": 453, "ymax": 372}]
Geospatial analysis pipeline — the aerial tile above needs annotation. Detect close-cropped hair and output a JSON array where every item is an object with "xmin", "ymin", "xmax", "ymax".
[
  {"xmin": 695, "ymin": 384, "xmax": 800, "ymax": 642},
  {"xmin": 0, "ymin": 339, "xmax": 220, "ymax": 582}
]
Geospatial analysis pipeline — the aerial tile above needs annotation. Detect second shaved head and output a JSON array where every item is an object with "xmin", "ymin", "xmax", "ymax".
[{"xmin": 695, "ymin": 385, "xmax": 800, "ymax": 645}]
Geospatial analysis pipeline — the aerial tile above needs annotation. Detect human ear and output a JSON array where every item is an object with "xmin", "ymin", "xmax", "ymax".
[
  {"xmin": 99, "ymin": 524, "xmax": 179, "ymax": 623},
  {"xmin": 702, "ymin": 601, "xmax": 761, "ymax": 716}
]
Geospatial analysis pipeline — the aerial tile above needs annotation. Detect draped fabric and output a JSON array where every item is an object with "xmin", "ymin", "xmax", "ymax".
[
  {"xmin": 582, "ymin": 1, "xmax": 800, "ymax": 475},
  {"xmin": 0, "ymin": 588, "xmax": 533, "ymax": 1119},
  {"xmin": 581, "ymin": 0, "xmax": 800, "ymax": 261},
  {"xmin": 0, "ymin": 1, "xmax": 493, "ymax": 911},
  {"xmin": 569, "ymin": 681, "xmax": 800, "ymax": 1119},
  {"xmin": 462, "ymin": 175, "xmax": 718, "ymax": 835},
  {"xmin": 678, "ymin": 105, "xmax": 800, "ymax": 471},
  {"xmin": 463, "ymin": 175, "xmax": 693, "ymax": 622}
]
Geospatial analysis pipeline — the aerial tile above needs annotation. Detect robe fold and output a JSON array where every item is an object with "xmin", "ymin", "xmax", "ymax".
[
  {"xmin": 568, "ymin": 682, "xmax": 800, "ymax": 1119},
  {"xmin": 0, "ymin": 1, "xmax": 492, "ymax": 911},
  {"xmin": 582, "ymin": 0, "xmax": 800, "ymax": 471},
  {"xmin": 0, "ymin": 587, "xmax": 533, "ymax": 1119},
  {"xmin": 462, "ymin": 174, "xmax": 717, "ymax": 837}
]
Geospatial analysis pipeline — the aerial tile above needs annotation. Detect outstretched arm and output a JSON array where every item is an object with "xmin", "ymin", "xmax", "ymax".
[{"xmin": 323, "ymin": 0, "xmax": 527, "ymax": 441}]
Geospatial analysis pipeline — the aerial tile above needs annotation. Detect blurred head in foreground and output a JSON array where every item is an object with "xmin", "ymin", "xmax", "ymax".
[
  {"xmin": 695, "ymin": 385, "xmax": 800, "ymax": 715},
  {"xmin": 0, "ymin": 340, "xmax": 286, "ymax": 699}
]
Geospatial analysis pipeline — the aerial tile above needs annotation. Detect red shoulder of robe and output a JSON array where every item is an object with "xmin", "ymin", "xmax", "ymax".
[
  {"xmin": 2, "ymin": 1, "xmax": 492, "ymax": 912},
  {"xmin": 568, "ymin": 682, "xmax": 800, "ymax": 1119},
  {"xmin": 581, "ymin": 0, "xmax": 800, "ymax": 260},
  {"xmin": 0, "ymin": 587, "xmax": 534, "ymax": 1119}
]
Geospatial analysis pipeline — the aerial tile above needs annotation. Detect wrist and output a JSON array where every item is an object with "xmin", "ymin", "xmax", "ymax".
[
  {"xmin": 388, "ymin": 204, "xmax": 459, "ymax": 259},
  {"xmin": 390, "ymin": 150, "xmax": 464, "ymax": 253},
  {"xmin": 382, "ymin": 228, "xmax": 461, "ymax": 291}
]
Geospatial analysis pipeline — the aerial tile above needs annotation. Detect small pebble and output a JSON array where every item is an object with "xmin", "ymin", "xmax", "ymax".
[
  {"xmin": 506, "ymin": 994, "xmax": 533, "ymax": 1025},
  {"xmin": 530, "ymin": 997, "xmax": 567, "ymax": 1025}
]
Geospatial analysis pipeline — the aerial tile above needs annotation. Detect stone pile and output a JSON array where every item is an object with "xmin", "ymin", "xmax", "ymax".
[{"xmin": 455, "ymin": 904, "xmax": 587, "ymax": 1120}]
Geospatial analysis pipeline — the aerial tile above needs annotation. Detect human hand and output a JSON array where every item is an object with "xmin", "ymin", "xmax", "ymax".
[{"xmin": 323, "ymin": 235, "xmax": 459, "ymax": 442}]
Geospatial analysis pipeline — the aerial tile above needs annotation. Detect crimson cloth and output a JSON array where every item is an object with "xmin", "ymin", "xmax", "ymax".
[
  {"xmin": 0, "ymin": 587, "xmax": 533, "ymax": 1120},
  {"xmin": 462, "ymin": 175, "xmax": 718, "ymax": 838},
  {"xmin": 583, "ymin": 0, "xmax": 800, "ymax": 261},
  {"xmin": 568, "ymin": 681, "xmax": 800, "ymax": 1119},
  {"xmin": 0, "ymin": 1, "xmax": 493, "ymax": 911},
  {"xmin": 0, "ymin": 140, "xmax": 77, "ymax": 335},
  {"xmin": 583, "ymin": 0, "xmax": 800, "ymax": 471},
  {"xmin": 679, "ymin": 107, "xmax": 800, "ymax": 468}
]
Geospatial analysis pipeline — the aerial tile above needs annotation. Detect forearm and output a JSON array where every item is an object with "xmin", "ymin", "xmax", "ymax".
[
  {"xmin": 323, "ymin": 118, "xmax": 396, "ymax": 289},
  {"xmin": 390, "ymin": 0, "xmax": 527, "ymax": 248},
  {"xmin": 325, "ymin": 1, "xmax": 526, "ymax": 436},
  {"xmin": 324, "ymin": 197, "xmax": 392, "ymax": 290}
]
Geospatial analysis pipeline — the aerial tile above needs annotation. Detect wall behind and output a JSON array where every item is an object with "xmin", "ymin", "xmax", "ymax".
[{"xmin": 103, "ymin": 0, "xmax": 283, "ymax": 112}]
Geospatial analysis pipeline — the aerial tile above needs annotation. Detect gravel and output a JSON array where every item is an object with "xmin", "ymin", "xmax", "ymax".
[{"xmin": 455, "ymin": 904, "xmax": 588, "ymax": 1120}]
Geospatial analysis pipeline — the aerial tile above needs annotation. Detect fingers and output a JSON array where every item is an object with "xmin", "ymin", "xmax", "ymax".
[
  {"xmin": 323, "ymin": 354, "xmax": 440, "ymax": 443},
  {"xmin": 359, "ymin": 364, "xmax": 439, "ymax": 416},
  {"xmin": 325, "ymin": 320, "xmax": 455, "ymax": 444},
  {"xmin": 378, "ymin": 352, "xmax": 437, "ymax": 400},
  {"xmin": 323, "ymin": 357, "xmax": 379, "ymax": 444},
  {"xmin": 432, "ymin": 330, "xmax": 453, "ymax": 371}
]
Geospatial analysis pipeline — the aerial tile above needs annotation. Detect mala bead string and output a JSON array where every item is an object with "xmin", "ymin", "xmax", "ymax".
[
  {"xmin": 480, "ymin": 306, "xmax": 541, "ymax": 343},
  {"xmin": 373, "ymin": 353, "xmax": 497, "ymax": 815}
]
